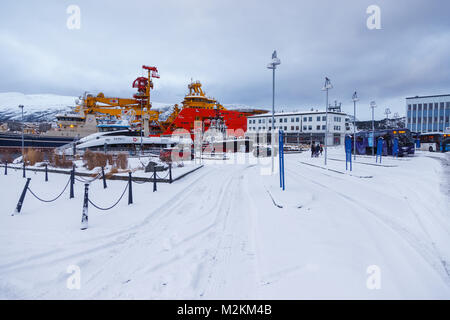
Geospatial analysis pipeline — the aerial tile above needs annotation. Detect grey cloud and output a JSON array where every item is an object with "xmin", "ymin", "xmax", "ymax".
[{"xmin": 0, "ymin": 0, "xmax": 449, "ymax": 120}]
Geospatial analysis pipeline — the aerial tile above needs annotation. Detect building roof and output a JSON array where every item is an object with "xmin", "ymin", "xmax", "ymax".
[
  {"xmin": 406, "ymin": 94, "xmax": 450, "ymax": 100},
  {"xmin": 248, "ymin": 110, "xmax": 347, "ymax": 118}
]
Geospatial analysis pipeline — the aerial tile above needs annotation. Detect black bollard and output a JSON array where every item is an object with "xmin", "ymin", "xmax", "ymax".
[
  {"xmin": 13, "ymin": 178, "xmax": 31, "ymax": 216},
  {"xmin": 23, "ymin": 162, "xmax": 26, "ymax": 178},
  {"xmin": 45, "ymin": 163, "xmax": 48, "ymax": 182},
  {"xmin": 169, "ymin": 163, "xmax": 172, "ymax": 184},
  {"xmin": 102, "ymin": 166, "xmax": 107, "ymax": 189},
  {"xmin": 70, "ymin": 166, "xmax": 75, "ymax": 199},
  {"xmin": 80, "ymin": 183, "xmax": 89, "ymax": 230},
  {"xmin": 153, "ymin": 167, "xmax": 157, "ymax": 192},
  {"xmin": 128, "ymin": 172, "xmax": 133, "ymax": 205},
  {"xmin": 4, "ymin": 161, "xmax": 7, "ymax": 175}
]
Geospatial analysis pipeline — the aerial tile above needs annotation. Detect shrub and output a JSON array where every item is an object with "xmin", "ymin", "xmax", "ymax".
[
  {"xmin": 24, "ymin": 149, "xmax": 44, "ymax": 166},
  {"xmin": 115, "ymin": 153, "xmax": 128, "ymax": 169},
  {"xmin": 50, "ymin": 153, "xmax": 73, "ymax": 168},
  {"xmin": 105, "ymin": 167, "xmax": 119, "ymax": 179},
  {"xmin": 83, "ymin": 150, "xmax": 114, "ymax": 170},
  {"xmin": 2, "ymin": 150, "xmax": 14, "ymax": 164}
]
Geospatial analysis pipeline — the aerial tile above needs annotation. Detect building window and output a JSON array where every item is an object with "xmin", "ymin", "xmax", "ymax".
[
  {"xmin": 296, "ymin": 126, "xmax": 299, "ymax": 130},
  {"xmin": 322, "ymin": 125, "xmax": 326, "ymax": 130},
  {"xmin": 303, "ymin": 117, "xmax": 307, "ymax": 122},
  {"xmin": 296, "ymin": 117, "xmax": 299, "ymax": 122},
  {"xmin": 309, "ymin": 117, "xmax": 312, "ymax": 121},
  {"xmin": 308, "ymin": 125, "xmax": 312, "ymax": 130},
  {"xmin": 303, "ymin": 126, "xmax": 307, "ymax": 131},
  {"xmin": 317, "ymin": 116, "xmax": 321, "ymax": 121},
  {"xmin": 322, "ymin": 116, "xmax": 326, "ymax": 121},
  {"xmin": 291, "ymin": 126, "xmax": 294, "ymax": 130},
  {"xmin": 316, "ymin": 125, "xmax": 320, "ymax": 130}
]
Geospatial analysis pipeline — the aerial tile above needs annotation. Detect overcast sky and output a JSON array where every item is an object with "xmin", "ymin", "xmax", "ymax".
[{"xmin": 1, "ymin": 0, "xmax": 449, "ymax": 119}]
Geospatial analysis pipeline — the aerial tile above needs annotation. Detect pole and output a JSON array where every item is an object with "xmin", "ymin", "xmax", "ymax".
[
  {"xmin": 169, "ymin": 163, "xmax": 172, "ymax": 184},
  {"xmin": 153, "ymin": 167, "xmax": 157, "ymax": 192},
  {"xmin": 80, "ymin": 183, "xmax": 89, "ymax": 230},
  {"xmin": 70, "ymin": 165, "xmax": 75, "ymax": 199},
  {"xmin": 45, "ymin": 163, "xmax": 48, "ymax": 182},
  {"xmin": 13, "ymin": 178, "xmax": 31, "ymax": 216},
  {"xmin": 372, "ymin": 107, "xmax": 375, "ymax": 157},
  {"xmin": 4, "ymin": 161, "xmax": 7, "ymax": 175},
  {"xmin": 128, "ymin": 172, "xmax": 133, "ymax": 205},
  {"xmin": 23, "ymin": 161, "xmax": 26, "ymax": 178},
  {"xmin": 102, "ymin": 166, "xmax": 107, "ymax": 189},
  {"xmin": 325, "ymin": 88, "xmax": 328, "ymax": 166},
  {"xmin": 353, "ymin": 100, "xmax": 356, "ymax": 160},
  {"xmin": 279, "ymin": 130, "xmax": 282, "ymax": 188},
  {"xmin": 21, "ymin": 105, "xmax": 24, "ymax": 162},
  {"xmin": 271, "ymin": 68, "xmax": 275, "ymax": 174},
  {"xmin": 140, "ymin": 100, "xmax": 143, "ymax": 156}
]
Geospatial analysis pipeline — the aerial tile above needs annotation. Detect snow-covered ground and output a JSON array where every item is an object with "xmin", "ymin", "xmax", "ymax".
[
  {"xmin": 0, "ymin": 147, "xmax": 449, "ymax": 299},
  {"xmin": 8, "ymin": 155, "xmax": 201, "ymax": 182}
]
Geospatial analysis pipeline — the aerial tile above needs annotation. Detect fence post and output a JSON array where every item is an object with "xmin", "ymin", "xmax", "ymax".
[
  {"xmin": 70, "ymin": 166, "xmax": 75, "ymax": 199},
  {"xmin": 128, "ymin": 172, "xmax": 133, "ymax": 205},
  {"xmin": 153, "ymin": 167, "xmax": 157, "ymax": 192},
  {"xmin": 80, "ymin": 183, "xmax": 89, "ymax": 230},
  {"xmin": 13, "ymin": 178, "xmax": 31, "ymax": 216},
  {"xmin": 45, "ymin": 163, "xmax": 48, "ymax": 182},
  {"xmin": 4, "ymin": 161, "xmax": 7, "ymax": 175},
  {"xmin": 102, "ymin": 166, "xmax": 107, "ymax": 189},
  {"xmin": 23, "ymin": 162, "xmax": 26, "ymax": 178},
  {"xmin": 169, "ymin": 163, "xmax": 172, "ymax": 184},
  {"xmin": 279, "ymin": 131, "xmax": 282, "ymax": 188}
]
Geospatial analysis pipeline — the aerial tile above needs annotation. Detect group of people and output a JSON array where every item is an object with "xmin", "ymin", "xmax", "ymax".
[{"xmin": 310, "ymin": 142, "xmax": 323, "ymax": 158}]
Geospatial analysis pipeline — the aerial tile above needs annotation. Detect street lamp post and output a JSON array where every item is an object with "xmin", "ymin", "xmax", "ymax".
[
  {"xmin": 140, "ymin": 99, "xmax": 143, "ymax": 156},
  {"xmin": 267, "ymin": 50, "xmax": 281, "ymax": 174},
  {"xmin": 384, "ymin": 108, "xmax": 391, "ymax": 128},
  {"xmin": 352, "ymin": 92, "xmax": 359, "ymax": 160},
  {"xmin": 19, "ymin": 105, "xmax": 24, "ymax": 161},
  {"xmin": 322, "ymin": 77, "xmax": 333, "ymax": 166},
  {"xmin": 370, "ymin": 101, "xmax": 377, "ymax": 156}
]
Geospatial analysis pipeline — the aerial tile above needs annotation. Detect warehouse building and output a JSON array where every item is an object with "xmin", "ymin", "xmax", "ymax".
[
  {"xmin": 406, "ymin": 94, "xmax": 450, "ymax": 133},
  {"xmin": 246, "ymin": 109, "xmax": 351, "ymax": 145}
]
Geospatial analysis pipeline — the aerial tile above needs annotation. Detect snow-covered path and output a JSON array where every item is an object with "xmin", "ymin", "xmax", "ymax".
[{"xmin": 0, "ymin": 150, "xmax": 449, "ymax": 299}]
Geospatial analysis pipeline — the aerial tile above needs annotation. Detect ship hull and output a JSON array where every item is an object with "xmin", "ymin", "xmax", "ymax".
[{"xmin": 0, "ymin": 133, "xmax": 75, "ymax": 150}]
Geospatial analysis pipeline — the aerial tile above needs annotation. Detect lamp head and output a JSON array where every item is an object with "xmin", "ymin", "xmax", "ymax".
[
  {"xmin": 322, "ymin": 77, "xmax": 333, "ymax": 90},
  {"xmin": 352, "ymin": 91, "xmax": 359, "ymax": 102},
  {"xmin": 267, "ymin": 50, "xmax": 281, "ymax": 69},
  {"xmin": 370, "ymin": 101, "xmax": 377, "ymax": 108}
]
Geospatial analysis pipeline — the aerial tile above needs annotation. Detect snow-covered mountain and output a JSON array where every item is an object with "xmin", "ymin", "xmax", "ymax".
[{"xmin": 0, "ymin": 92, "xmax": 77, "ymax": 122}]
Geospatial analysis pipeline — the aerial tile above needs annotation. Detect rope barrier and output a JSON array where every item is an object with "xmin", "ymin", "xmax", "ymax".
[
  {"xmin": 27, "ymin": 177, "xmax": 71, "ymax": 203},
  {"xmin": 132, "ymin": 179, "xmax": 148, "ymax": 184},
  {"xmin": 155, "ymin": 169, "xmax": 170, "ymax": 180},
  {"xmin": 88, "ymin": 182, "xmax": 129, "ymax": 211},
  {"xmin": 74, "ymin": 173, "xmax": 101, "ymax": 183}
]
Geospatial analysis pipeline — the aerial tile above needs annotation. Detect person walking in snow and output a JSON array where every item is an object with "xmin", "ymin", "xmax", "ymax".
[
  {"xmin": 319, "ymin": 144, "xmax": 323, "ymax": 156},
  {"xmin": 311, "ymin": 142, "xmax": 315, "ymax": 158}
]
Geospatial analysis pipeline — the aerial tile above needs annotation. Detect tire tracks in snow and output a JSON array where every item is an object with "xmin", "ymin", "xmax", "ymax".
[{"xmin": 286, "ymin": 166, "xmax": 450, "ymax": 286}]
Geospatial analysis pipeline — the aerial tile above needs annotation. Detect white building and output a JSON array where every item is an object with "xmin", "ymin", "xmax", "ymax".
[
  {"xmin": 246, "ymin": 110, "xmax": 351, "ymax": 145},
  {"xmin": 406, "ymin": 94, "xmax": 450, "ymax": 133}
]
